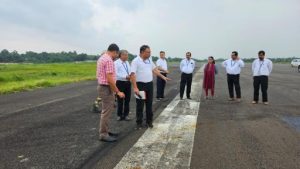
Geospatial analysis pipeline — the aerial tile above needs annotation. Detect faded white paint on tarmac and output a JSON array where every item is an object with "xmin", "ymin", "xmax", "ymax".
[{"xmin": 114, "ymin": 66, "xmax": 204, "ymax": 169}]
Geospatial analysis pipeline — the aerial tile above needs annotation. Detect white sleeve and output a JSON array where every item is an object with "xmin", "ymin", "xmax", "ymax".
[
  {"xmin": 156, "ymin": 60, "xmax": 161, "ymax": 67},
  {"xmin": 131, "ymin": 59, "xmax": 137, "ymax": 74},
  {"xmin": 222, "ymin": 60, "xmax": 227, "ymax": 68},
  {"xmin": 268, "ymin": 60, "xmax": 273, "ymax": 73},
  {"xmin": 152, "ymin": 60, "xmax": 157, "ymax": 70},
  {"xmin": 192, "ymin": 60, "xmax": 196, "ymax": 70},
  {"xmin": 114, "ymin": 62, "xmax": 118, "ymax": 75},
  {"xmin": 127, "ymin": 62, "xmax": 131, "ymax": 74},
  {"xmin": 180, "ymin": 60, "xmax": 184, "ymax": 72},
  {"xmin": 239, "ymin": 59, "xmax": 245, "ymax": 67},
  {"xmin": 251, "ymin": 60, "xmax": 255, "ymax": 74}
]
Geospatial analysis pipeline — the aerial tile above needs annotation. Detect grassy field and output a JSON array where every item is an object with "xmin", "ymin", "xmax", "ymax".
[{"xmin": 0, "ymin": 62, "xmax": 96, "ymax": 94}]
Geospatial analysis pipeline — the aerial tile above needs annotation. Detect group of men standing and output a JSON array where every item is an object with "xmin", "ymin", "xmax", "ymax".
[
  {"xmin": 96, "ymin": 43, "xmax": 272, "ymax": 143},
  {"xmin": 97, "ymin": 44, "xmax": 168, "ymax": 142},
  {"xmin": 222, "ymin": 51, "xmax": 273, "ymax": 104},
  {"xmin": 96, "ymin": 44, "xmax": 196, "ymax": 142}
]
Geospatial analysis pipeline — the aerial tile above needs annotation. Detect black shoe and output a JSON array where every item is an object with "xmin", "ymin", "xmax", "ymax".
[
  {"xmin": 180, "ymin": 97, "xmax": 183, "ymax": 100},
  {"xmin": 187, "ymin": 97, "xmax": 192, "ymax": 100},
  {"xmin": 147, "ymin": 123, "xmax": 153, "ymax": 128},
  {"xmin": 99, "ymin": 136, "xmax": 117, "ymax": 142},
  {"xmin": 108, "ymin": 132, "xmax": 119, "ymax": 137},
  {"xmin": 135, "ymin": 124, "xmax": 143, "ymax": 130}
]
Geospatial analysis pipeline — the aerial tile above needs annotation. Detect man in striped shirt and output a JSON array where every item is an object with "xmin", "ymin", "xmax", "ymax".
[{"xmin": 97, "ymin": 44, "xmax": 125, "ymax": 142}]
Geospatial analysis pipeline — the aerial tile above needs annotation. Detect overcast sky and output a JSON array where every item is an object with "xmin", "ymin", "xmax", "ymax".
[{"xmin": 0, "ymin": 0, "xmax": 299, "ymax": 59}]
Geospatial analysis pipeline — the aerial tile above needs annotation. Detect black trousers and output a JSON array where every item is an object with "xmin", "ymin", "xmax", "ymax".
[
  {"xmin": 116, "ymin": 81, "xmax": 131, "ymax": 118},
  {"xmin": 136, "ymin": 82, "xmax": 153, "ymax": 124},
  {"xmin": 227, "ymin": 74, "xmax": 241, "ymax": 98},
  {"xmin": 180, "ymin": 73, "xmax": 193, "ymax": 98},
  {"xmin": 253, "ymin": 76, "xmax": 268, "ymax": 102},
  {"xmin": 156, "ymin": 73, "xmax": 167, "ymax": 99}
]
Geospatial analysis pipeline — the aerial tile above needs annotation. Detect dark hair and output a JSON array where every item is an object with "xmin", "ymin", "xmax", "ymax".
[
  {"xmin": 140, "ymin": 45, "xmax": 150, "ymax": 53},
  {"xmin": 107, "ymin": 43, "xmax": 119, "ymax": 52},
  {"xmin": 160, "ymin": 51, "xmax": 165, "ymax": 54},
  {"xmin": 258, "ymin": 50, "xmax": 265, "ymax": 55},
  {"xmin": 208, "ymin": 56, "xmax": 215, "ymax": 64},
  {"xmin": 232, "ymin": 51, "xmax": 238, "ymax": 56},
  {"xmin": 186, "ymin": 52, "xmax": 191, "ymax": 56}
]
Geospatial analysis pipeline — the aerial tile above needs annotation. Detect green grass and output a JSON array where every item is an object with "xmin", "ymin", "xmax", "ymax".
[{"xmin": 0, "ymin": 62, "xmax": 96, "ymax": 94}]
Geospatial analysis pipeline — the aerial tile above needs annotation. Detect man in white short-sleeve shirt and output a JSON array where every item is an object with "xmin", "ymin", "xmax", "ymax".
[
  {"xmin": 156, "ymin": 51, "xmax": 169, "ymax": 100},
  {"xmin": 130, "ymin": 45, "xmax": 170, "ymax": 129}
]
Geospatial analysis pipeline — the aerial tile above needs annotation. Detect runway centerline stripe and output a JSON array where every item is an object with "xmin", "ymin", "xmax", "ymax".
[{"xmin": 114, "ymin": 65, "xmax": 204, "ymax": 169}]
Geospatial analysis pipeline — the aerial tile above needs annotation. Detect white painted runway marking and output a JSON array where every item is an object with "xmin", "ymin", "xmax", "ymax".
[{"xmin": 114, "ymin": 66, "xmax": 204, "ymax": 169}]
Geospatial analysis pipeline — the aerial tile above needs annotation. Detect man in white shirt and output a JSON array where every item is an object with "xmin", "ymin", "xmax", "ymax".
[
  {"xmin": 156, "ymin": 51, "xmax": 169, "ymax": 101},
  {"xmin": 115, "ymin": 50, "xmax": 131, "ymax": 121},
  {"xmin": 252, "ymin": 50, "xmax": 273, "ymax": 105},
  {"xmin": 180, "ymin": 52, "xmax": 196, "ymax": 100},
  {"xmin": 131, "ymin": 45, "xmax": 171, "ymax": 129},
  {"xmin": 222, "ymin": 51, "xmax": 245, "ymax": 102}
]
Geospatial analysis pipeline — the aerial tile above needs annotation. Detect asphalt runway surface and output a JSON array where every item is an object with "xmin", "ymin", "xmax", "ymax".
[
  {"xmin": 0, "ymin": 65, "xmax": 190, "ymax": 169},
  {"xmin": 191, "ymin": 64, "xmax": 300, "ymax": 169},
  {"xmin": 0, "ymin": 63, "xmax": 299, "ymax": 169}
]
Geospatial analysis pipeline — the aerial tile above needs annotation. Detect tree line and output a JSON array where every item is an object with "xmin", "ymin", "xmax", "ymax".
[
  {"xmin": 0, "ymin": 49, "xmax": 98, "ymax": 63},
  {"xmin": 0, "ymin": 49, "xmax": 296, "ymax": 63},
  {"xmin": 0, "ymin": 49, "xmax": 189, "ymax": 63}
]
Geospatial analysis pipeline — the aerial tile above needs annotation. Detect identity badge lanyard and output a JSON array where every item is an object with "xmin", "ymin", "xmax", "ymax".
[
  {"xmin": 122, "ymin": 62, "xmax": 129, "ymax": 75},
  {"xmin": 231, "ymin": 60, "xmax": 236, "ymax": 67},
  {"xmin": 258, "ymin": 61, "xmax": 264, "ymax": 75},
  {"xmin": 186, "ymin": 60, "xmax": 190, "ymax": 68}
]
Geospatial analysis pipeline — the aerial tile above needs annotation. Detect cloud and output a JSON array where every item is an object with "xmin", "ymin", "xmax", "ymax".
[{"xmin": 0, "ymin": 0, "xmax": 300, "ymax": 58}]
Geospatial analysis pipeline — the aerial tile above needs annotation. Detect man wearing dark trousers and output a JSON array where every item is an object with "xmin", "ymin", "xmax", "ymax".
[
  {"xmin": 156, "ymin": 51, "xmax": 169, "ymax": 101},
  {"xmin": 131, "ymin": 45, "xmax": 170, "ymax": 129},
  {"xmin": 180, "ymin": 52, "xmax": 196, "ymax": 100},
  {"xmin": 252, "ymin": 50, "xmax": 273, "ymax": 105},
  {"xmin": 222, "ymin": 51, "xmax": 245, "ymax": 102},
  {"xmin": 115, "ymin": 50, "xmax": 131, "ymax": 121}
]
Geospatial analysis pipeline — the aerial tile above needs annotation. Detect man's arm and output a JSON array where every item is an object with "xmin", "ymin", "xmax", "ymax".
[
  {"xmin": 130, "ymin": 59, "xmax": 139, "ymax": 95},
  {"xmin": 153, "ymin": 68, "xmax": 171, "ymax": 81},
  {"xmin": 157, "ymin": 66, "xmax": 168, "ymax": 73},
  {"xmin": 252, "ymin": 60, "xmax": 255, "ymax": 74},
  {"xmin": 192, "ymin": 60, "xmax": 196, "ymax": 71},
  {"xmin": 180, "ymin": 60, "xmax": 184, "ymax": 72},
  {"xmin": 268, "ymin": 60, "xmax": 273, "ymax": 73},
  {"xmin": 107, "ymin": 73, "xmax": 124, "ymax": 98},
  {"xmin": 239, "ymin": 59, "xmax": 245, "ymax": 67},
  {"xmin": 222, "ymin": 60, "xmax": 227, "ymax": 68},
  {"xmin": 130, "ymin": 73, "xmax": 140, "ymax": 95}
]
